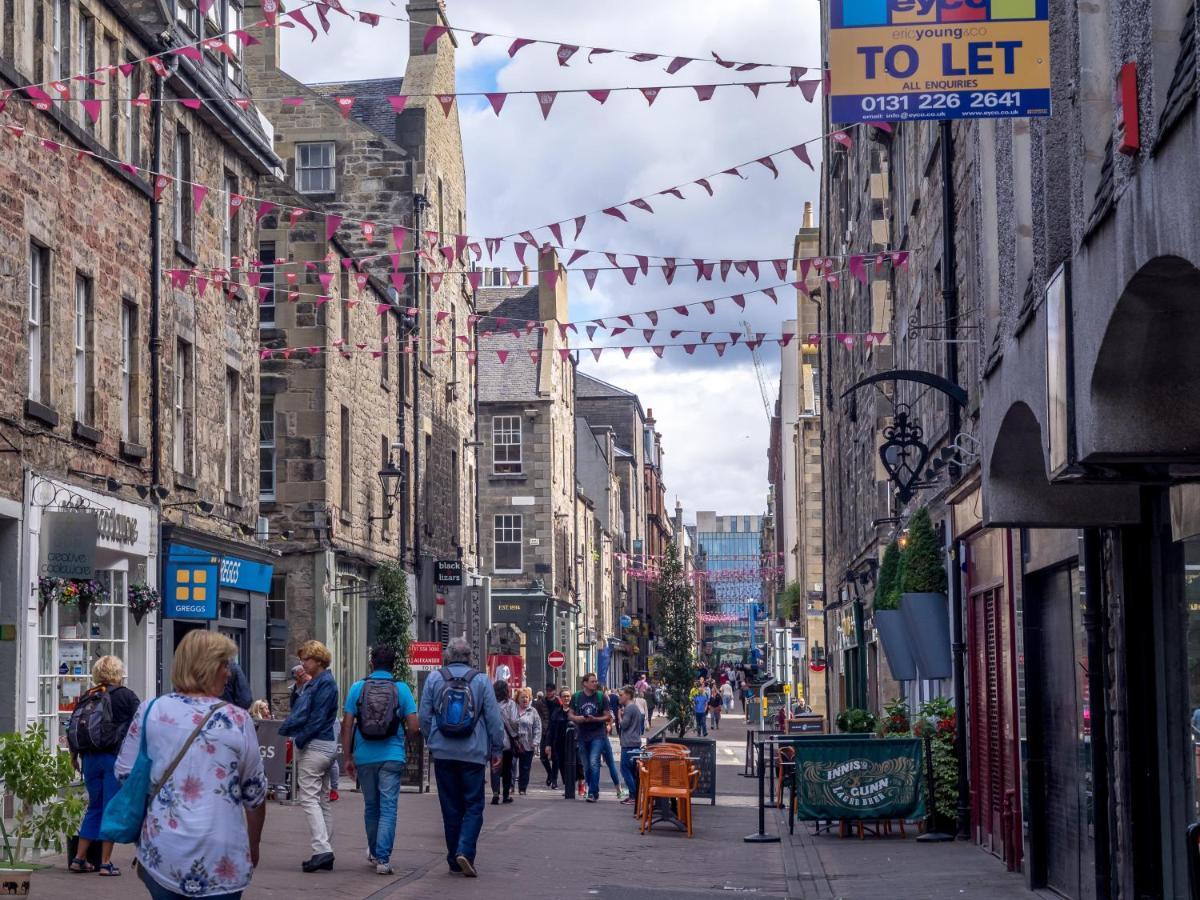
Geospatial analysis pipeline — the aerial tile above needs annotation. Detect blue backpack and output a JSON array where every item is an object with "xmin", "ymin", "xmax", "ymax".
[{"xmin": 434, "ymin": 666, "xmax": 480, "ymax": 737}]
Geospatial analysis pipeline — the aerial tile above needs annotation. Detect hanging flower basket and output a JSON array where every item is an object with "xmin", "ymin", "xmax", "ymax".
[
  {"xmin": 38, "ymin": 577, "xmax": 108, "ymax": 620},
  {"xmin": 128, "ymin": 582, "xmax": 160, "ymax": 625}
]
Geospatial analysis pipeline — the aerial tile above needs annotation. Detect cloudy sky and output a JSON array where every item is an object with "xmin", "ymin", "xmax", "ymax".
[{"xmin": 283, "ymin": 0, "xmax": 824, "ymax": 520}]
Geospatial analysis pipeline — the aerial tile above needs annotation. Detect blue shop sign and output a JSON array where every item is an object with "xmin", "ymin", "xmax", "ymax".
[
  {"xmin": 163, "ymin": 546, "xmax": 219, "ymax": 620},
  {"xmin": 169, "ymin": 543, "xmax": 274, "ymax": 594}
]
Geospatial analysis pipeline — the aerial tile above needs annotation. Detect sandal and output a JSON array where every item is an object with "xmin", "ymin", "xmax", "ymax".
[
  {"xmin": 97, "ymin": 863, "xmax": 121, "ymax": 876},
  {"xmin": 69, "ymin": 858, "xmax": 96, "ymax": 873}
]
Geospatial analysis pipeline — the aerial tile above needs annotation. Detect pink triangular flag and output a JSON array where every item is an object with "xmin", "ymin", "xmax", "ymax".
[
  {"xmin": 756, "ymin": 156, "xmax": 779, "ymax": 179},
  {"xmin": 640, "ymin": 87, "xmax": 661, "ymax": 106},
  {"xmin": 325, "ymin": 214, "xmax": 342, "ymax": 241},
  {"xmin": 587, "ymin": 90, "xmax": 611, "ymax": 104},
  {"xmin": 602, "ymin": 207, "xmax": 627, "ymax": 222},
  {"xmin": 574, "ymin": 216, "xmax": 587, "ymax": 238},
  {"xmin": 630, "ymin": 198, "xmax": 654, "ymax": 214},
  {"xmin": 423, "ymin": 25, "xmax": 448, "ymax": 51},
  {"xmin": 508, "ymin": 38, "xmax": 535, "ymax": 57},
  {"xmin": 334, "ymin": 96, "xmax": 354, "ymax": 118},
  {"xmin": 798, "ymin": 79, "xmax": 820, "ymax": 103},
  {"xmin": 496, "ymin": 350, "xmax": 510, "ymax": 364},
  {"xmin": 255, "ymin": 200, "xmax": 276, "ymax": 224},
  {"xmin": 536, "ymin": 91, "xmax": 557, "ymax": 119},
  {"xmin": 695, "ymin": 178, "xmax": 713, "ymax": 196},
  {"xmin": 387, "ymin": 95, "xmax": 408, "ymax": 114},
  {"xmin": 191, "ymin": 184, "xmax": 208, "ymax": 213},
  {"xmin": 832, "ymin": 131, "xmax": 853, "ymax": 149},
  {"xmin": 485, "ymin": 93, "xmax": 507, "ymax": 115},
  {"xmin": 436, "ymin": 95, "xmax": 454, "ymax": 117},
  {"xmin": 621, "ymin": 346, "xmax": 635, "ymax": 359},
  {"xmin": 80, "ymin": 99, "xmax": 102, "ymax": 122},
  {"xmin": 584, "ymin": 270, "xmax": 599, "ymax": 289},
  {"xmin": 548, "ymin": 223, "xmax": 564, "ymax": 246},
  {"xmin": 693, "ymin": 85, "xmax": 716, "ymax": 102},
  {"xmin": 791, "ymin": 144, "xmax": 814, "ymax": 170},
  {"xmin": 590, "ymin": 348, "xmax": 603, "ymax": 362},
  {"xmin": 667, "ymin": 56, "xmax": 693, "ymax": 74},
  {"xmin": 557, "ymin": 44, "xmax": 579, "ymax": 66}
]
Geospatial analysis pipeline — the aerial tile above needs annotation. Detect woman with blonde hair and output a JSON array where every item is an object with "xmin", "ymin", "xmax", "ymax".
[
  {"xmin": 68, "ymin": 654, "xmax": 139, "ymax": 875},
  {"xmin": 115, "ymin": 629, "xmax": 266, "ymax": 898},
  {"xmin": 248, "ymin": 699, "xmax": 271, "ymax": 720},
  {"xmin": 278, "ymin": 639, "xmax": 339, "ymax": 872}
]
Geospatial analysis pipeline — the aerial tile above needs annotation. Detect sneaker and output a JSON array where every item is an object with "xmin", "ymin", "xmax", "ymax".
[
  {"xmin": 376, "ymin": 862, "xmax": 394, "ymax": 875},
  {"xmin": 617, "ymin": 788, "xmax": 629, "ymax": 800},
  {"xmin": 368, "ymin": 853, "xmax": 379, "ymax": 866},
  {"xmin": 491, "ymin": 794, "xmax": 499, "ymax": 805},
  {"xmin": 620, "ymin": 797, "xmax": 635, "ymax": 805},
  {"xmin": 329, "ymin": 790, "xmax": 339, "ymax": 802},
  {"xmin": 586, "ymin": 794, "xmax": 598, "ymax": 803},
  {"xmin": 455, "ymin": 854, "xmax": 477, "ymax": 878}
]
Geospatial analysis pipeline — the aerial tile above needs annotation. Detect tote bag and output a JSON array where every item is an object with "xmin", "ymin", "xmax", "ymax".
[{"xmin": 99, "ymin": 697, "xmax": 158, "ymax": 844}]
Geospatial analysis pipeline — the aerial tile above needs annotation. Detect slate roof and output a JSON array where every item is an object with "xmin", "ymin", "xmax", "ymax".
[
  {"xmin": 477, "ymin": 287, "xmax": 542, "ymax": 402},
  {"xmin": 307, "ymin": 77, "xmax": 405, "ymax": 140},
  {"xmin": 575, "ymin": 371, "xmax": 636, "ymax": 399}
]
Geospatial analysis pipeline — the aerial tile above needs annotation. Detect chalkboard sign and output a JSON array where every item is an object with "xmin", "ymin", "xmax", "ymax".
[
  {"xmin": 649, "ymin": 734, "xmax": 717, "ymax": 806},
  {"xmin": 401, "ymin": 731, "xmax": 430, "ymax": 793}
]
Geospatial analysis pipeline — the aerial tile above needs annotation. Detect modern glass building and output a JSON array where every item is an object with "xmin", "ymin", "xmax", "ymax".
[{"xmin": 694, "ymin": 511, "xmax": 768, "ymax": 662}]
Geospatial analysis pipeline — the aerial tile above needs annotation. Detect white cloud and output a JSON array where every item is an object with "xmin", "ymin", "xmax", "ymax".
[{"xmin": 281, "ymin": 0, "xmax": 823, "ymax": 516}]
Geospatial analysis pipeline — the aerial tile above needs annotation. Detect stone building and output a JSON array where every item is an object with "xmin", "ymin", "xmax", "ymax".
[
  {"xmin": 244, "ymin": 0, "xmax": 478, "ymax": 684},
  {"xmin": 821, "ymin": 0, "xmax": 1200, "ymax": 894},
  {"xmin": 475, "ymin": 251, "xmax": 578, "ymax": 693},
  {"xmin": 576, "ymin": 418, "xmax": 624, "ymax": 685},
  {"xmin": 0, "ymin": 0, "xmax": 278, "ymax": 738},
  {"xmin": 575, "ymin": 372, "xmax": 650, "ymax": 668}
]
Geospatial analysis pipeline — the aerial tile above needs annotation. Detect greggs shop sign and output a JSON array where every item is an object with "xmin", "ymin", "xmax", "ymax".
[{"xmin": 828, "ymin": 0, "xmax": 1051, "ymax": 123}]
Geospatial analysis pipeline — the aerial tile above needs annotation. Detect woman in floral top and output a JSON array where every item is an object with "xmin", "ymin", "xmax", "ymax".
[{"xmin": 116, "ymin": 631, "xmax": 266, "ymax": 899}]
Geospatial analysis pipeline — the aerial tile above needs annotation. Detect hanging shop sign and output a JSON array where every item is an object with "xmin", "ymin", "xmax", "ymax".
[
  {"xmin": 167, "ymin": 543, "xmax": 274, "ymax": 595},
  {"xmin": 828, "ymin": 0, "xmax": 1051, "ymax": 123},
  {"xmin": 39, "ymin": 512, "xmax": 98, "ymax": 579},
  {"xmin": 434, "ymin": 559, "xmax": 463, "ymax": 586},
  {"xmin": 163, "ymin": 547, "xmax": 220, "ymax": 620}
]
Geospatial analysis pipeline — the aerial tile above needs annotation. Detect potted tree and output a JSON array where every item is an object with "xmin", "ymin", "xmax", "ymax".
[
  {"xmin": 873, "ymin": 542, "xmax": 920, "ymax": 682},
  {"xmin": 0, "ymin": 724, "xmax": 86, "ymax": 892},
  {"xmin": 897, "ymin": 509, "xmax": 953, "ymax": 681}
]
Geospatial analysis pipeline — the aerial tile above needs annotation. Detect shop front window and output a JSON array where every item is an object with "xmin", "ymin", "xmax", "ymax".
[{"xmin": 37, "ymin": 570, "xmax": 129, "ymax": 749}]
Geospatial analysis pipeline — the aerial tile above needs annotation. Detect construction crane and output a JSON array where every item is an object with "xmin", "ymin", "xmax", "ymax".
[{"xmin": 743, "ymin": 321, "xmax": 775, "ymax": 421}]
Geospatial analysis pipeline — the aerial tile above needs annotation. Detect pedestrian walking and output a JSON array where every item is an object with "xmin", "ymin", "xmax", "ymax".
[
  {"xmin": 645, "ymin": 681, "xmax": 657, "ymax": 726},
  {"xmin": 546, "ymin": 689, "xmax": 571, "ymax": 791},
  {"xmin": 533, "ymin": 684, "xmax": 554, "ymax": 786},
  {"xmin": 221, "ymin": 659, "xmax": 253, "ymax": 711},
  {"xmin": 690, "ymin": 680, "xmax": 709, "ymax": 736},
  {"xmin": 248, "ymin": 699, "xmax": 271, "ymax": 720},
  {"xmin": 720, "ymin": 679, "xmax": 734, "ymax": 712},
  {"xmin": 490, "ymin": 680, "xmax": 518, "ymax": 804},
  {"xmin": 617, "ymin": 687, "xmax": 644, "ymax": 805},
  {"xmin": 339, "ymin": 646, "xmax": 418, "ymax": 876},
  {"xmin": 513, "ymin": 688, "xmax": 542, "ymax": 795},
  {"xmin": 68, "ymin": 655, "xmax": 139, "ymax": 875},
  {"xmin": 708, "ymin": 686, "xmax": 723, "ymax": 730},
  {"xmin": 418, "ymin": 637, "xmax": 505, "ymax": 878},
  {"xmin": 568, "ymin": 673, "xmax": 612, "ymax": 802},
  {"xmin": 278, "ymin": 640, "xmax": 339, "ymax": 873},
  {"xmin": 114, "ymin": 630, "xmax": 266, "ymax": 898}
]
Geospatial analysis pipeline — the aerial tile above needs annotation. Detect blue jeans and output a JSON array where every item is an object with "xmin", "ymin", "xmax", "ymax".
[
  {"xmin": 695, "ymin": 711, "xmax": 708, "ymax": 736},
  {"xmin": 139, "ymin": 864, "xmax": 241, "ymax": 899},
  {"xmin": 357, "ymin": 760, "xmax": 404, "ymax": 864},
  {"xmin": 619, "ymin": 748, "xmax": 639, "ymax": 797},
  {"xmin": 578, "ymin": 736, "xmax": 605, "ymax": 798},
  {"xmin": 598, "ymin": 737, "xmax": 621, "ymax": 788},
  {"xmin": 433, "ymin": 759, "xmax": 486, "ymax": 868},
  {"xmin": 80, "ymin": 752, "xmax": 119, "ymax": 841}
]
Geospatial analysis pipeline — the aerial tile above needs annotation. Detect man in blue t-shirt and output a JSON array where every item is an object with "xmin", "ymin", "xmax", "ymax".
[
  {"xmin": 569, "ymin": 672, "xmax": 613, "ymax": 802},
  {"xmin": 340, "ymin": 646, "xmax": 418, "ymax": 875}
]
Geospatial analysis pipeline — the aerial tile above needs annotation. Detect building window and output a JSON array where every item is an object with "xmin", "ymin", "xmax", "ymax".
[
  {"xmin": 494, "ymin": 514, "xmax": 523, "ymax": 573},
  {"xmin": 105, "ymin": 36, "xmax": 118, "ymax": 150},
  {"xmin": 225, "ymin": 368, "xmax": 240, "ymax": 494},
  {"xmin": 52, "ymin": 0, "xmax": 69, "ymax": 79},
  {"xmin": 28, "ymin": 243, "xmax": 50, "ymax": 404},
  {"xmin": 120, "ymin": 301, "xmax": 137, "ymax": 441},
  {"xmin": 174, "ymin": 338, "xmax": 194, "ymax": 475},
  {"xmin": 339, "ymin": 405, "xmax": 351, "ymax": 517},
  {"xmin": 125, "ymin": 53, "xmax": 141, "ymax": 167},
  {"xmin": 296, "ymin": 142, "xmax": 335, "ymax": 193},
  {"xmin": 176, "ymin": 0, "xmax": 197, "ymax": 32},
  {"xmin": 203, "ymin": 0, "xmax": 220, "ymax": 40},
  {"xmin": 258, "ymin": 241, "xmax": 275, "ymax": 325},
  {"xmin": 492, "ymin": 416, "xmax": 521, "ymax": 474},
  {"xmin": 266, "ymin": 575, "xmax": 287, "ymax": 678},
  {"xmin": 77, "ymin": 12, "xmax": 94, "ymax": 129},
  {"xmin": 225, "ymin": 1, "xmax": 242, "ymax": 79},
  {"xmin": 259, "ymin": 395, "xmax": 275, "ymax": 500},
  {"xmin": 222, "ymin": 171, "xmax": 238, "ymax": 267},
  {"xmin": 73, "ymin": 274, "xmax": 93, "ymax": 424},
  {"xmin": 174, "ymin": 130, "xmax": 192, "ymax": 246}
]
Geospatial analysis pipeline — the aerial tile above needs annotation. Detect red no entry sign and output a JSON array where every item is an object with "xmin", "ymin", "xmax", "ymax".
[{"xmin": 547, "ymin": 650, "xmax": 565, "ymax": 669}]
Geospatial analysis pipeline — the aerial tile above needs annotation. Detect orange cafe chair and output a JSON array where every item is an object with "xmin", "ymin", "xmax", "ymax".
[{"xmin": 641, "ymin": 756, "xmax": 695, "ymax": 837}]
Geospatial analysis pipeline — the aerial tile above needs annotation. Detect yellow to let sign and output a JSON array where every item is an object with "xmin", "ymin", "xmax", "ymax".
[{"xmin": 828, "ymin": 0, "xmax": 1051, "ymax": 123}]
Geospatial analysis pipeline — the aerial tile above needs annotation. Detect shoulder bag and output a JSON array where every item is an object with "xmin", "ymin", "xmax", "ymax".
[{"xmin": 101, "ymin": 700, "xmax": 227, "ymax": 843}]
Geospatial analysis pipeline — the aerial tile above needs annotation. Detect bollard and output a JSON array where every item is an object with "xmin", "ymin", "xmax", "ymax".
[{"xmin": 744, "ymin": 736, "xmax": 780, "ymax": 843}]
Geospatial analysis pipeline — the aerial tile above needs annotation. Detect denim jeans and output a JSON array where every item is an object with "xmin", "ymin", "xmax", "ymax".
[
  {"xmin": 489, "ymin": 749, "xmax": 513, "ymax": 798},
  {"xmin": 139, "ymin": 863, "xmax": 241, "ymax": 900},
  {"xmin": 598, "ymin": 737, "xmax": 621, "ymax": 788},
  {"xmin": 433, "ymin": 759, "xmax": 486, "ymax": 868},
  {"xmin": 694, "ymin": 711, "xmax": 708, "ymax": 736},
  {"xmin": 578, "ymin": 736, "xmax": 605, "ymax": 798},
  {"xmin": 80, "ymin": 752, "xmax": 119, "ymax": 841},
  {"xmin": 515, "ymin": 749, "xmax": 534, "ymax": 792},
  {"xmin": 357, "ymin": 760, "xmax": 404, "ymax": 864},
  {"xmin": 619, "ymin": 747, "xmax": 639, "ymax": 797}
]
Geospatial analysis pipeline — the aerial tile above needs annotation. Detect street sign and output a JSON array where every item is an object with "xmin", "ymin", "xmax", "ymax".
[
  {"xmin": 828, "ymin": 0, "xmax": 1052, "ymax": 123},
  {"xmin": 434, "ymin": 559, "xmax": 462, "ymax": 586},
  {"xmin": 547, "ymin": 650, "xmax": 566, "ymax": 669},
  {"xmin": 410, "ymin": 641, "xmax": 444, "ymax": 672}
]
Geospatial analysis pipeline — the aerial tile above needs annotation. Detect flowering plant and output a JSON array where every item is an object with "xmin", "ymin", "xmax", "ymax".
[
  {"xmin": 128, "ymin": 582, "xmax": 160, "ymax": 623},
  {"xmin": 37, "ymin": 576, "xmax": 109, "ymax": 612}
]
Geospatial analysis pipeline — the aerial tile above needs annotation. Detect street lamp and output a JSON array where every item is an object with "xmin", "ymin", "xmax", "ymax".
[{"xmin": 370, "ymin": 457, "xmax": 405, "ymax": 522}]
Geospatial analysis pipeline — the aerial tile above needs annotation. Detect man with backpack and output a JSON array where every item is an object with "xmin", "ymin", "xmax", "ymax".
[
  {"xmin": 339, "ymin": 646, "xmax": 419, "ymax": 875},
  {"xmin": 419, "ymin": 637, "xmax": 505, "ymax": 878},
  {"xmin": 568, "ymin": 672, "xmax": 613, "ymax": 802}
]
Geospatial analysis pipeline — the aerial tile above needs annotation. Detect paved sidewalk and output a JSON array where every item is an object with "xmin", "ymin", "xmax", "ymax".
[{"xmin": 33, "ymin": 724, "xmax": 1044, "ymax": 899}]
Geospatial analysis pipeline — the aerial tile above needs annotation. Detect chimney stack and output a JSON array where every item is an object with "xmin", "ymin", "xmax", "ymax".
[{"xmin": 803, "ymin": 201, "xmax": 814, "ymax": 229}]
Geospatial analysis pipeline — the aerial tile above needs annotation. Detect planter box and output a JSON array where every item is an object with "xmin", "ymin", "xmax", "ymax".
[
  {"xmin": 874, "ymin": 609, "xmax": 917, "ymax": 681},
  {"xmin": 0, "ymin": 868, "xmax": 32, "ymax": 895},
  {"xmin": 899, "ymin": 592, "xmax": 952, "ymax": 680}
]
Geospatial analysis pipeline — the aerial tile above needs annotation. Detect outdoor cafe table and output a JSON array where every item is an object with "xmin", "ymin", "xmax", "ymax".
[{"xmin": 632, "ymin": 747, "xmax": 701, "ymax": 832}]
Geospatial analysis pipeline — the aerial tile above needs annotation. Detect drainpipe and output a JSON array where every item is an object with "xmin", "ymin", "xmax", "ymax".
[
  {"xmin": 1082, "ymin": 528, "xmax": 1111, "ymax": 898},
  {"xmin": 411, "ymin": 192, "xmax": 425, "ymax": 592},
  {"xmin": 150, "ymin": 67, "xmax": 164, "ymax": 691}
]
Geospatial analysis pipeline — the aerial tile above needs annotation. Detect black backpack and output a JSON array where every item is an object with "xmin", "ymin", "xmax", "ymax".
[
  {"xmin": 67, "ymin": 686, "xmax": 120, "ymax": 754},
  {"xmin": 356, "ymin": 676, "xmax": 401, "ymax": 741},
  {"xmin": 433, "ymin": 667, "xmax": 480, "ymax": 737}
]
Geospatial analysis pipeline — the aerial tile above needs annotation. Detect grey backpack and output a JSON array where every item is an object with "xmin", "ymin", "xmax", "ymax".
[{"xmin": 356, "ymin": 677, "xmax": 401, "ymax": 741}]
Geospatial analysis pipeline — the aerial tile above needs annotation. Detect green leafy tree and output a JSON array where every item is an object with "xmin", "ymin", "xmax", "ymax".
[
  {"xmin": 653, "ymin": 542, "xmax": 697, "ymax": 737},
  {"xmin": 900, "ymin": 508, "xmax": 947, "ymax": 594},
  {"xmin": 375, "ymin": 562, "xmax": 414, "ymax": 687},
  {"xmin": 778, "ymin": 581, "xmax": 804, "ymax": 622},
  {"xmin": 874, "ymin": 542, "xmax": 902, "ymax": 610},
  {"xmin": 0, "ymin": 724, "xmax": 85, "ymax": 863}
]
